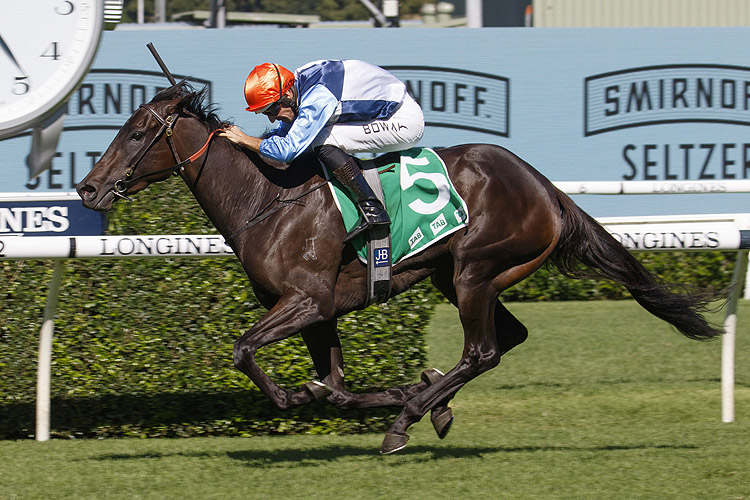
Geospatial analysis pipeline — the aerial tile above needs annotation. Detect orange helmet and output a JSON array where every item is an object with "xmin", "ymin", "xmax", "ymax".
[{"xmin": 244, "ymin": 63, "xmax": 295, "ymax": 113}]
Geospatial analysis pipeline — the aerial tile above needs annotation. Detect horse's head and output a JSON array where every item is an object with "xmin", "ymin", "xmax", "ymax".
[{"xmin": 77, "ymin": 82, "xmax": 213, "ymax": 211}]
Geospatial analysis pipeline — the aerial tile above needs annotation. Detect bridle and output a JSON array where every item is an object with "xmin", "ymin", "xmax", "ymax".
[
  {"xmin": 110, "ymin": 101, "xmax": 328, "ymax": 247},
  {"xmin": 112, "ymin": 103, "xmax": 219, "ymax": 200}
]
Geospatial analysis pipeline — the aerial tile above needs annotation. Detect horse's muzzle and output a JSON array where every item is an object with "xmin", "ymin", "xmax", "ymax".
[{"xmin": 76, "ymin": 181, "xmax": 115, "ymax": 211}]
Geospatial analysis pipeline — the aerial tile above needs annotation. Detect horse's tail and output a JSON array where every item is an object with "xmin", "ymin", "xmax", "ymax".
[{"xmin": 549, "ymin": 188, "xmax": 723, "ymax": 341}]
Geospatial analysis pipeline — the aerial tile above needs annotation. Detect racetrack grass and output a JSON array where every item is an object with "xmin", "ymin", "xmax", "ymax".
[{"xmin": 1, "ymin": 300, "xmax": 748, "ymax": 500}]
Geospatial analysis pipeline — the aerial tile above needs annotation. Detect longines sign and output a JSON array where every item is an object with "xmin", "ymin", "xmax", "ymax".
[
  {"xmin": 609, "ymin": 228, "xmax": 750, "ymax": 251},
  {"xmin": 0, "ymin": 200, "xmax": 105, "ymax": 236},
  {"xmin": 0, "ymin": 235, "xmax": 233, "ymax": 259}
]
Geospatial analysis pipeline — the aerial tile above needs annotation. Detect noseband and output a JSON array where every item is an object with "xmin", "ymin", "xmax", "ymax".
[{"xmin": 113, "ymin": 104, "xmax": 218, "ymax": 200}]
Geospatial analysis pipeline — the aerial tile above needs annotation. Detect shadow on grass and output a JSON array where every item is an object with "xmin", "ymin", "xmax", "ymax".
[
  {"xmin": 226, "ymin": 442, "xmax": 700, "ymax": 465},
  {"xmin": 88, "ymin": 442, "xmax": 698, "ymax": 467},
  {"xmin": 91, "ymin": 445, "xmax": 497, "ymax": 464},
  {"xmin": 0, "ymin": 390, "xmax": 395, "ymax": 439},
  {"xmin": 227, "ymin": 446, "xmax": 497, "ymax": 464}
]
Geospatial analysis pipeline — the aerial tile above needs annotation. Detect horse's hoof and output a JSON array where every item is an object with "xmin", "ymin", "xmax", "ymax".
[
  {"xmin": 421, "ymin": 367, "xmax": 445, "ymax": 385},
  {"xmin": 431, "ymin": 406, "xmax": 454, "ymax": 439},
  {"xmin": 302, "ymin": 380, "xmax": 333, "ymax": 401},
  {"xmin": 380, "ymin": 432, "xmax": 409, "ymax": 455}
]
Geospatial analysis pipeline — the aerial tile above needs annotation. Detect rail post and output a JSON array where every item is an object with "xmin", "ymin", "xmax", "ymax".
[
  {"xmin": 35, "ymin": 260, "xmax": 65, "ymax": 441},
  {"xmin": 722, "ymin": 250, "xmax": 748, "ymax": 423}
]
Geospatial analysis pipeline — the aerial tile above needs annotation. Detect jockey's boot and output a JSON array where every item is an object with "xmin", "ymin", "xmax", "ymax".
[
  {"xmin": 339, "ymin": 169, "xmax": 391, "ymax": 243},
  {"xmin": 316, "ymin": 145, "xmax": 391, "ymax": 243}
]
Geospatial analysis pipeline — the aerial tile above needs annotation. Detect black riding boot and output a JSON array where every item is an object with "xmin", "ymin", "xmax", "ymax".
[{"xmin": 317, "ymin": 145, "xmax": 390, "ymax": 243}]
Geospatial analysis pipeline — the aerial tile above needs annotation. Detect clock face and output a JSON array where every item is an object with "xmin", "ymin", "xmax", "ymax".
[{"xmin": 0, "ymin": 0, "xmax": 103, "ymax": 139}]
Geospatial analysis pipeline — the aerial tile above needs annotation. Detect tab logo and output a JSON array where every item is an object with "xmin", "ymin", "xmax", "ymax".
[
  {"xmin": 430, "ymin": 213, "xmax": 448, "ymax": 236},
  {"xmin": 409, "ymin": 227, "xmax": 425, "ymax": 249},
  {"xmin": 584, "ymin": 64, "xmax": 750, "ymax": 136},
  {"xmin": 384, "ymin": 66, "xmax": 510, "ymax": 137},
  {"xmin": 454, "ymin": 207, "xmax": 467, "ymax": 224}
]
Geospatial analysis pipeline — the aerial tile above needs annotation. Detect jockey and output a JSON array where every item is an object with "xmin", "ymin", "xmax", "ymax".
[{"xmin": 219, "ymin": 59, "xmax": 425, "ymax": 243}]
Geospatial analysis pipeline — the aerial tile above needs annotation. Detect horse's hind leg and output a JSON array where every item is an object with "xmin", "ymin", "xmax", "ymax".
[
  {"xmin": 381, "ymin": 279, "xmax": 505, "ymax": 453},
  {"xmin": 495, "ymin": 300, "xmax": 528, "ymax": 356},
  {"xmin": 420, "ymin": 268, "xmax": 463, "ymax": 438},
  {"xmin": 300, "ymin": 320, "xmax": 430, "ymax": 409},
  {"xmin": 432, "ymin": 263, "xmax": 528, "ymax": 358},
  {"xmin": 423, "ymin": 271, "xmax": 528, "ymax": 441}
]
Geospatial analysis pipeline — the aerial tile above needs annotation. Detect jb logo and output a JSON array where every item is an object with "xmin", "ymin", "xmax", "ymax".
[{"xmin": 374, "ymin": 247, "xmax": 390, "ymax": 267}]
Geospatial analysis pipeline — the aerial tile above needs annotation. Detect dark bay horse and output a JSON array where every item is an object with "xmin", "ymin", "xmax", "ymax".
[{"xmin": 77, "ymin": 82, "xmax": 722, "ymax": 454}]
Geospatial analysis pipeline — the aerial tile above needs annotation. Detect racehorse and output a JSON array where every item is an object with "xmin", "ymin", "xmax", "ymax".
[{"xmin": 76, "ymin": 82, "xmax": 723, "ymax": 454}]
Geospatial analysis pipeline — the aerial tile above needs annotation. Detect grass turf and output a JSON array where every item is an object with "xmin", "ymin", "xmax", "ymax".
[{"xmin": 1, "ymin": 300, "xmax": 748, "ymax": 499}]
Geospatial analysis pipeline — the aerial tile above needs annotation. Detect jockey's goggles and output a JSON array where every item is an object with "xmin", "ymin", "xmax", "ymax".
[{"xmin": 257, "ymin": 100, "xmax": 282, "ymax": 116}]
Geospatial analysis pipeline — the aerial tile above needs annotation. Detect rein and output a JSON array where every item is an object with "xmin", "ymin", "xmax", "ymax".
[
  {"xmin": 112, "ymin": 101, "xmax": 328, "ymax": 247},
  {"xmin": 112, "ymin": 104, "xmax": 220, "ymax": 200},
  {"xmin": 226, "ymin": 161, "xmax": 396, "ymax": 246},
  {"xmin": 225, "ymin": 180, "xmax": 328, "ymax": 247}
]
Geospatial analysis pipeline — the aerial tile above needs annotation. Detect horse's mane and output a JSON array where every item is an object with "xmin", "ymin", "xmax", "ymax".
[
  {"xmin": 150, "ymin": 80, "xmax": 302, "ymax": 177},
  {"xmin": 151, "ymin": 80, "xmax": 230, "ymax": 130}
]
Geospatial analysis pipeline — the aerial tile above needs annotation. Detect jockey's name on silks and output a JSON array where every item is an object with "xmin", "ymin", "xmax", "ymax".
[{"xmin": 326, "ymin": 148, "xmax": 469, "ymax": 264}]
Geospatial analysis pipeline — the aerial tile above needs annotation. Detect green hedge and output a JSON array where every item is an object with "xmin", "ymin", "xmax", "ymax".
[
  {"xmin": 0, "ymin": 180, "xmax": 738, "ymax": 439},
  {"xmin": 0, "ymin": 181, "xmax": 435, "ymax": 439}
]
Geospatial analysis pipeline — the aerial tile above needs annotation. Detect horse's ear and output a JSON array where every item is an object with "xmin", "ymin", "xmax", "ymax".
[
  {"xmin": 165, "ymin": 93, "xmax": 194, "ymax": 115},
  {"xmin": 178, "ymin": 93, "xmax": 195, "ymax": 109}
]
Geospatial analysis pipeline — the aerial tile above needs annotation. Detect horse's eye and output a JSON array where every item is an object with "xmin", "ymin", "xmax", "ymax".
[{"xmin": 131, "ymin": 132, "xmax": 144, "ymax": 141}]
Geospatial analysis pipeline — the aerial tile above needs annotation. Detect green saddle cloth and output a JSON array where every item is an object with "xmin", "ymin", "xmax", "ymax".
[{"xmin": 326, "ymin": 147, "xmax": 469, "ymax": 265}]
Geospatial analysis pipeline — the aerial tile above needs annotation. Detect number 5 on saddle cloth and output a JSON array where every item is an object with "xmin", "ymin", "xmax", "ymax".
[{"xmin": 325, "ymin": 148, "xmax": 469, "ymax": 305}]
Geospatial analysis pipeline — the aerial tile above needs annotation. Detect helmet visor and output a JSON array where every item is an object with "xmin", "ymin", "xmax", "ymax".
[{"xmin": 251, "ymin": 100, "xmax": 282, "ymax": 116}]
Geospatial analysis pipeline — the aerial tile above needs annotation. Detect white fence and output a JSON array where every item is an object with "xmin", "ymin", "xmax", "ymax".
[
  {"xmin": 0, "ymin": 234, "xmax": 233, "ymax": 260},
  {"xmin": 1, "ymin": 181, "xmax": 748, "ymax": 440},
  {"xmin": 555, "ymin": 180, "xmax": 750, "ymax": 195}
]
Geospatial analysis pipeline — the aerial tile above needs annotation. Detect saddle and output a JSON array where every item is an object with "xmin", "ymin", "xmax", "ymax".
[{"xmin": 324, "ymin": 148, "xmax": 470, "ymax": 306}]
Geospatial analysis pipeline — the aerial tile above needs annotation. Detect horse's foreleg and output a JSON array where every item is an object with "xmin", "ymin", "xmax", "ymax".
[
  {"xmin": 300, "ymin": 320, "xmax": 430, "ymax": 410},
  {"xmin": 233, "ymin": 287, "xmax": 331, "ymax": 410}
]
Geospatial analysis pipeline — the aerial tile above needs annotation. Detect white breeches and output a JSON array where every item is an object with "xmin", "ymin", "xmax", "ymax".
[{"xmin": 311, "ymin": 94, "xmax": 425, "ymax": 154}]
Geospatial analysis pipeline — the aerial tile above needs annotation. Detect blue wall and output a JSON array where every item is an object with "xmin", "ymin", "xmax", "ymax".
[{"xmin": 1, "ymin": 27, "xmax": 749, "ymax": 217}]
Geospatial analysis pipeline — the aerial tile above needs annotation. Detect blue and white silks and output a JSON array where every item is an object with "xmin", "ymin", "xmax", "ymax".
[{"xmin": 259, "ymin": 60, "xmax": 407, "ymax": 163}]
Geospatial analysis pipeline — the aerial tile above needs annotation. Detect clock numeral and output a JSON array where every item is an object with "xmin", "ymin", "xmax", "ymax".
[
  {"xmin": 41, "ymin": 42, "xmax": 61, "ymax": 61},
  {"xmin": 54, "ymin": 0, "xmax": 75, "ymax": 15},
  {"xmin": 12, "ymin": 76, "xmax": 30, "ymax": 95}
]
